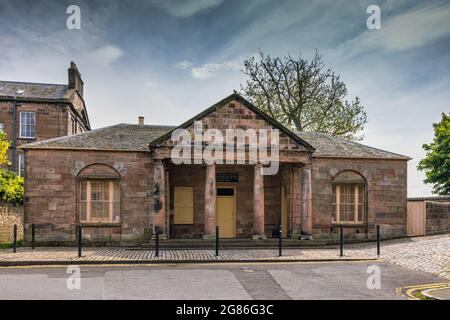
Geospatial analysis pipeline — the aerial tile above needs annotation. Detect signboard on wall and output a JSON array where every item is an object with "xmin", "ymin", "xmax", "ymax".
[{"xmin": 216, "ymin": 173, "xmax": 239, "ymax": 183}]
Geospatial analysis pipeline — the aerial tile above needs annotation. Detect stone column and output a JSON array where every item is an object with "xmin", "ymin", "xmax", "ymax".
[
  {"xmin": 301, "ymin": 163, "xmax": 313, "ymax": 236},
  {"xmin": 292, "ymin": 165, "xmax": 303, "ymax": 238},
  {"xmin": 152, "ymin": 160, "xmax": 167, "ymax": 238},
  {"xmin": 253, "ymin": 163, "xmax": 266, "ymax": 239},
  {"xmin": 204, "ymin": 164, "xmax": 216, "ymax": 239}
]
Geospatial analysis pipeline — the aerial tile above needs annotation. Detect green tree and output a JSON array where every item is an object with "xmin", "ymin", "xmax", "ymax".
[
  {"xmin": 0, "ymin": 132, "xmax": 24, "ymax": 205},
  {"xmin": 418, "ymin": 113, "xmax": 450, "ymax": 195},
  {"xmin": 241, "ymin": 51, "xmax": 367, "ymax": 140}
]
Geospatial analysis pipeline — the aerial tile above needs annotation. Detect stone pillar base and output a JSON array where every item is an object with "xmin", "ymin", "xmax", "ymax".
[{"xmin": 252, "ymin": 234, "xmax": 267, "ymax": 240}]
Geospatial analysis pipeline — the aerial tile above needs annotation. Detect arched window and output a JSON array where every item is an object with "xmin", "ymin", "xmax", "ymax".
[
  {"xmin": 332, "ymin": 171, "xmax": 366, "ymax": 224},
  {"xmin": 77, "ymin": 164, "xmax": 121, "ymax": 224}
]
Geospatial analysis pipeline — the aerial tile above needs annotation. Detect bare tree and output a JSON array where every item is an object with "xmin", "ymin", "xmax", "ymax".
[{"xmin": 241, "ymin": 51, "xmax": 367, "ymax": 140}]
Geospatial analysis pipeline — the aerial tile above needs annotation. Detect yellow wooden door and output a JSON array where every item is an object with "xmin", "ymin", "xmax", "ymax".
[
  {"xmin": 216, "ymin": 189, "xmax": 235, "ymax": 238},
  {"xmin": 174, "ymin": 187, "xmax": 194, "ymax": 224},
  {"xmin": 281, "ymin": 186, "xmax": 288, "ymax": 238}
]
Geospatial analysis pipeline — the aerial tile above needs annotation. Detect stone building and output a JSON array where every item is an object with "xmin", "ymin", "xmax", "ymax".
[
  {"xmin": 0, "ymin": 62, "xmax": 90, "ymax": 175},
  {"xmin": 21, "ymin": 93, "xmax": 410, "ymax": 245}
]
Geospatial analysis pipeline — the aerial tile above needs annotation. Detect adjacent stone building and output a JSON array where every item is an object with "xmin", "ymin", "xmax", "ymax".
[
  {"xmin": 0, "ymin": 62, "xmax": 91, "ymax": 175},
  {"xmin": 21, "ymin": 94, "xmax": 410, "ymax": 245}
]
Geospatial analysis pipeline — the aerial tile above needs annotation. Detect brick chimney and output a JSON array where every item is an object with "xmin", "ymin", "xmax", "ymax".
[
  {"xmin": 68, "ymin": 61, "xmax": 84, "ymax": 97},
  {"xmin": 138, "ymin": 116, "xmax": 144, "ymax": 125}
]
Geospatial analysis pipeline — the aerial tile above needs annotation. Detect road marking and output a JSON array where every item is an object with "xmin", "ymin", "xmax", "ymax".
[
  {"xmin": 397, "ymin": 282, "xmax": 450, "ymax": 300},
  {"xmin": 0, "ymin": 259, "xmax": 382, "ymax": 270}
]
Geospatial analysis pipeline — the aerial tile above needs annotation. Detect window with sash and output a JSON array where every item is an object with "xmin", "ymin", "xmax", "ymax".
[
  {"xmin": 20, "ymin": 112, "xmax": 36, "ymax": 138},
  {"xmin": 332, "ymin": 184, "xmax": 365, "ymax": 224},
  {"xmin": 79, "ymin": 180, "xmax": 120, "ymax": 224}
]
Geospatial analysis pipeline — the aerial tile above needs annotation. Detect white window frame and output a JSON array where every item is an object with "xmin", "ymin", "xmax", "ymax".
[
  {"xmin": 19, "ymin": 112, "xmax": 36, "ymax": 139},
  {"xmin": 332, "ymin": 184, "xmax": 365, "ymax": 225},
  {"xmin": 79, "ymin": 180, "xmax": 121, "ymax": 224},
  {"xmin": 0, "ymin": 123, "xmax": 4, "ymax": 133}
]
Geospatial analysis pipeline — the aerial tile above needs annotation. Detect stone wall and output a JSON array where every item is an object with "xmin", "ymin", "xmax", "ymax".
[
  {"xmin": 311, "ymin": 158, "xmax": 408, "ymax": 240},
  {"xmin": 23, "ymin": 149, "xmax": 152, "ymax": 246},
  {"xmin": 0, "ymin": 204, "xmax": 23, "ymax": 244},
  {"xmin": 426, "ymin": 201, "xmax": 450, "ymax": 235}
]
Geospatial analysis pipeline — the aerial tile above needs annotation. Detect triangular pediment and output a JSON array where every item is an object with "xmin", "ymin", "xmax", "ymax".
[{"xmin": 149, "ymin": 93, "xmax": 315, "ymax": 153}]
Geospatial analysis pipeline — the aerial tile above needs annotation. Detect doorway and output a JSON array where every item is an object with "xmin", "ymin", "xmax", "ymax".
[{"xmin": 216, "ymin": 187, "xmax": 236, "ymax": 238}]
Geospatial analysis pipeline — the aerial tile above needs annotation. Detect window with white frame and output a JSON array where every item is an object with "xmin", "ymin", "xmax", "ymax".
[
  {"xmin": 331, "ymin": 171, "xmax": 366, "ymax": 224},
  {"xmin": 332, "ymin": 184, "xmax": 365, "ymax": 224},
  {"xmin": 20, "ymin": 112, "xmax": 36, "ymax": 138},
  {"xmin": 79, "ymin": 180, "xmax": 120, "ymax": 224},
  {"xmin": 0, "ymin": 123, "xmax": 4, "ymax": 132},
  {"xmin": 18, "ymin": 154, "xmax": 25, "ymax": 177}
]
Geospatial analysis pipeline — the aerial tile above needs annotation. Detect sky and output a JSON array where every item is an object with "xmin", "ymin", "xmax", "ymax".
[{"xmin": 0, "ymin": 0, "xmax": 449, "ymax": 196}]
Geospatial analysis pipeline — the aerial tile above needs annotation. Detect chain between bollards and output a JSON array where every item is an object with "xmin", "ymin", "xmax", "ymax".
[
  {"xmin": 77, "ymin": 224, "xmax": 82, "ymax": 258},
  {"xmin": 339, "ymin": 224, "xmax": 344, "ymax": 257},
  {"xmin": 278, "ymin": 225, "xmax": 282, "ymax": 257},
  {"xmin": 13, "ymin": 224, "xmax": 17, "ymax": 253}
]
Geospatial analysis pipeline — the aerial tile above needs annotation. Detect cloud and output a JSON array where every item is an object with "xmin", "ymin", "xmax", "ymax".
[
  {"xmin": 174, "ymin": 60, "xmax": 193, "ymax": 70},
  {"xmin": 152, "ymin": 0, "xmax": 223, "ymax": 17},
  {"xmin": 335, "ymin": 2, "xmax": 450, "ymax": 57},
  {"xmin": 86, "ymin": 45, "xmax": 123, "ymax": 67},
  {"xmin": 174, "ymin": 58, "xmax": 243, "ymax": 80},
  {"xmin": 191, "ymin": 60, "xmax": 242, "ymax": 79}
]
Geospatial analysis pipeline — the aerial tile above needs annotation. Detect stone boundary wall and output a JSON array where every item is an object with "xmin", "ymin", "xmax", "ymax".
[
  {"xmin": 0, "ymin": 204, "xmax": 24, "ymax": 244},
  {"xmin": 426, "ymin": 201, "xmax": 450, "ymax": 235}
]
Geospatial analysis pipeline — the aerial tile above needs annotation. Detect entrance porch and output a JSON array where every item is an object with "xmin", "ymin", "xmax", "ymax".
[{"xmin": 151, "ymin": 163, "xmax": 313, "ymax": 240}]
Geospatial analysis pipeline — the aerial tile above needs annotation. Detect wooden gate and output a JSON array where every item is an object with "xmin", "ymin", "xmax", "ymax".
[{"xmin": 407, "ymin": 201, "xmax": 426, "ymax": 236}]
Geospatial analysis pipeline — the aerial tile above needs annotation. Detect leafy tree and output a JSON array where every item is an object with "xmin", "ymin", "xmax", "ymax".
[
  {"xmin": 0, "ymin": 131, "xmax": 10, "ymax": 166},
  {"xmin": 418, "ymin": 113, "xmax": 450, "ymax": 195},
  {"xmin": 241, "ymin": 51, "xmax": 367, "ymax": 140},
  {"xmin": 0, "ymin": 132, "xmax": 24, "ymax": 205}
]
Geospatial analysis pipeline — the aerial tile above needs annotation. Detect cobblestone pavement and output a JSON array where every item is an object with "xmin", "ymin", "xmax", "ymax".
[{"xmin": 1, "ymin": 235, "xmax": 448, "ymax": 279}]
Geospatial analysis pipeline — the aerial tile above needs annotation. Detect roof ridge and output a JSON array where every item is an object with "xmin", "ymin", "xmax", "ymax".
[{"xmin": 0, "ymin": 80, "xmax": 67, "ymax": 87}]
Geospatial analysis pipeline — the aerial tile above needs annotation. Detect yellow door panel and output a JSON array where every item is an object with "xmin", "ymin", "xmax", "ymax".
[
  {"xmin": 216, "ymin": 189, "xmax": 236, "ymax": 238},
  {"xmin": 174, "ymin": 187, "xmax": 194, "ymax": 224}
]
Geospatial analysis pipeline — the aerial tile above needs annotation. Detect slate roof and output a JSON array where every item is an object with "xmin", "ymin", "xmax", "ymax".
[
  {"xmin": 296, "ymin": 131, "xmax": 411, "ymax": 160},
  {"xmin": 21, "ymin": 124, "xmax": 175, "ymax": 152},
  {"xmin": 21, "ymin": 123, "xmax": 410, "ymax": 160},
  {"xmin": 0, "ymin": 81, "xmax": 69, "ymax": 100}
]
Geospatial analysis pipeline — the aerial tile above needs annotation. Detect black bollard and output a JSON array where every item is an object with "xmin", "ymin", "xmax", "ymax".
[
  {"xmin": 31, "ymin": 224, "xmax": 35, "ymax": 250},
  {"xmin": 215, "ymin": 225, "xmax": 219, "ymax": 256},
  {"xmin": 77, "ymin": 224, "xmax": 82, "ymax": 258},
  {"xmin": 13, "ymin": 224, "xmax": 17, "ymax": 253},
  {"xmin": 339, "ymin": 224, "xmax": 344, "ymax": 257},
  {"xmin": 155, "ymin": 226, "xmax": 160, "ymax": 257},
  {"xmin": 278, "ymin": 225, "xmax": 282, "ymax": 257},
  {"xmin": 376, "ymin": 225, "xmax": 381, "ymax": 256}
]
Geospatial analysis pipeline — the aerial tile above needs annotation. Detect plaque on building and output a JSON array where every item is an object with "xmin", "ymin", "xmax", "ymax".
[{"xmin": 216, "ymin": 173, "xmax": 239, "ymax": 183}]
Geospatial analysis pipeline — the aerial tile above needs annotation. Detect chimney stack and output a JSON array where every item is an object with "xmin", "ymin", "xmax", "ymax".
[
  {"xmin": 138, "ymin": 116, "xmax": 144, "ymax": 125},
  {"xmin": 68, "ymin": 61, "xmax": 84, "ymax": 97}
]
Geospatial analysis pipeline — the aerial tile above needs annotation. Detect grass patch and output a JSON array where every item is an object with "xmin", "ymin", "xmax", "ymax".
[
  {"xmin": 413, "ymin": 290, "xmax": 434, "ymax": 300},
  {"xmin": 0, "ymin": 240, "xmax": 22, "ymax": 249}
]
